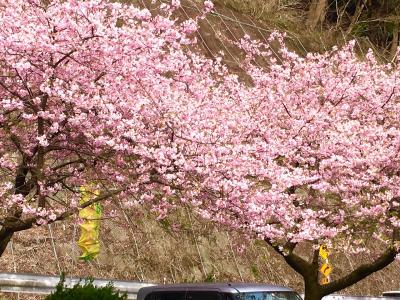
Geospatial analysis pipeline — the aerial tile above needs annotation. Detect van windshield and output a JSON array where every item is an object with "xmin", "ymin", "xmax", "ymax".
[
  {"xmin": 145, "ymin": 291, "xmax": 302, "ymax": 300},
  {"xmin": 236, "ymin": 292, "xmax": 302, "ymax": 300},
  {"xmin": 148, "ymin": 291, "xmax": 222, "ymax": 300}
]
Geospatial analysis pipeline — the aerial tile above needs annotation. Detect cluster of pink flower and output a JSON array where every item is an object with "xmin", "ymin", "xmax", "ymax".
[{"xmin": 0, "ymin": 0, "xmax": 399, "ymax": 256}]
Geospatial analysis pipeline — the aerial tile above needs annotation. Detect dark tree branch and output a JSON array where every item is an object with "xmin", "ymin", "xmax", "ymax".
[
  {"xmin": 0, "ymin": 158, "xmax": 32, "ymax": 256},
  {"xmin": 51, "ymin": 50, "xmax": 76, "ymax": 68},
  {"xmin": 0, "ymin": 227, "xmax": 13, "ymax": 256},
  {"xmin": 36, "ymin": 94, "xmax": 48, "ymax": 208},
  {"xmin": 265, "ymin": 239, "xmax": 310, "ymax": 276},
  {"xmin": 321, "ymin": 247, "xmax": 398, "ymax": 296},
  {"xmin": 51, "ymin": 159, "xmax": 83, "ymax": 171},
  {"xmin": 0, "ymin": 79, "xmax": 24, "ymax": 100},
  {"xmin": 381, "ymin": 85, "xmax": 396, "ymax": 109},
  {"xmin": 5, "ymin": 188, "xmax": 125, "ymax": 235}
]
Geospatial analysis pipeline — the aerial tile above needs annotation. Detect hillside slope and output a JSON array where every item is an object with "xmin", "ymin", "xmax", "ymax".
[{"xmin": 1, "ymin": 207, "xmax": 399, "ymax": 299}]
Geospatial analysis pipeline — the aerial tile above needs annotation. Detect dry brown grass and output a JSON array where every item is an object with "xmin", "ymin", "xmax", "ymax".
[
  {"xmin": 212, "ymin": 0, "xmax": 391, "ymax": 61},
  {"xmin": 1, "ymin": 206, "xmax": 400, "ymax": 299},
  {"xmin": 215, "ymin": 0, "xmax": 305, "ymax": 23}
]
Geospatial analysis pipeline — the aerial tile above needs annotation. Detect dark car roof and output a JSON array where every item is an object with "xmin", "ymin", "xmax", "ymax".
[{"xmin": 137, "ymin": 283, "xmax": 295, "ymax": 300}]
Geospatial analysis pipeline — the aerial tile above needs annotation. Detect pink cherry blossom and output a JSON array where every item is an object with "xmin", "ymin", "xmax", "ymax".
[
  {"xmin": 0, "ymin": 2, "xmax": 400, "ymax": 292},
  {"xmin": 204, "ymin": 0, "xmax": 214, "ymax": 12}
]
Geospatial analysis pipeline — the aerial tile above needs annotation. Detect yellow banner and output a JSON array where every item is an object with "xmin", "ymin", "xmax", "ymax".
[
  {"xmin": 320, "ymin": 262, "xmax": 333, "ymax": 277},
  {"xmin": 320, "ymin": 277, "xmax": 330, "ymax": 285},
  {"xmin": 319, "ymin": 245, "xmax": 330, "ymax": 260},
  {"xmin": 77, "ymin": 185, "xmax": 102, "ymax": 261}
]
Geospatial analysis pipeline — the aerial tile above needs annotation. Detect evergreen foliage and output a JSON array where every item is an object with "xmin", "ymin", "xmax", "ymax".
[{"xmin": 45, "ymin": 274, "xmax": 127, "ymax": 300}]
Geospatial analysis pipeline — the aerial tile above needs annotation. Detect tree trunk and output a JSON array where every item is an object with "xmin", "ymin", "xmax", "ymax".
[
  {"xmin": 390, "ymin": 22, "xmax": 399, "ymax": 61},
  {"xmin": 345, "ymin": 1, "xmax": 365, "ymax": 37},
  {"xmin": 0, "ymin": 229, "xmax": 14, "ymax": 257},
  {"xmin": 304, "ymin": 281, "xmax": 323, "ymax": 300},
  {"xmin": 267, "ymin": 240, "xmax": 398, "ymax": 300},
  {"xmin": 307, "ymin": 0, "xmax": 327, "ymax": 30},
  {"xmin": 303, "ymin": 249, "xmax": 324, "ymax": 300},
  {"xmin": 0, "ymin": 161, "xmax": 31, "ymax": 257}
]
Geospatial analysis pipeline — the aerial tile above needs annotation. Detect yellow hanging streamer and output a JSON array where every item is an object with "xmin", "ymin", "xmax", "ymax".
[
  {"xmin": 319, "ymin": 245, "xmax": 333, "ymax": 285},
  {"xmin": 77, "ymin": 185, "xmax": 102, "ymax": 261}
]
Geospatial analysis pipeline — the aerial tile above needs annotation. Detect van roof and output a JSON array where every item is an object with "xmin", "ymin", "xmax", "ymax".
[{"xmin": 137, "ymin": 283, "xmax": 295, "ymax": 300}]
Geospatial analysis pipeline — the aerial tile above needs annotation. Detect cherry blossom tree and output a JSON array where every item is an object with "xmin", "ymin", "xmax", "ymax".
[
  {"xmin": 1, "ymin": 0, "xmax": 400, "ymax": 298},
  {"xmin": 0, "ymin": 0, "xmax": 228, "ymax": 256},
  {"xmin": 189, "ymin": 36, "xmax": 400, "ymax": 299}
]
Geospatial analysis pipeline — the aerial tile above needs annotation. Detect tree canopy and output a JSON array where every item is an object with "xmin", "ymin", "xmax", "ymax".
[
  {"xmin": 0, "ymin": 0, "xmax": 227, "ymax": 251},
  {"xmin": 0, "ymin": 0, "xmax": 400, "ymax": 299}
]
